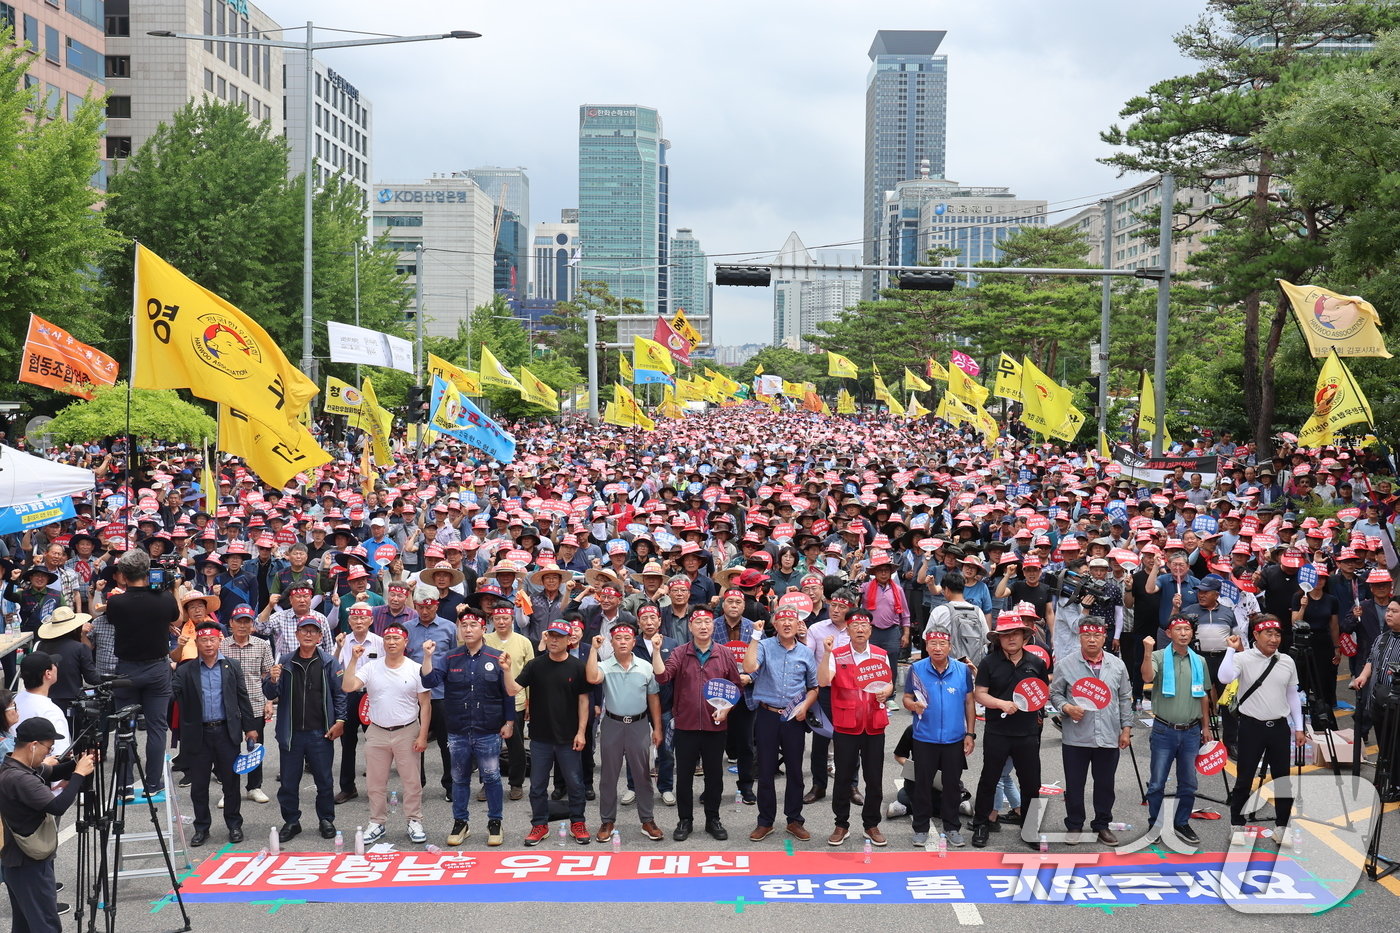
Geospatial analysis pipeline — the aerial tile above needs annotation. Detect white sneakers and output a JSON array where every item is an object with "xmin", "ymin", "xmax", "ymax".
[
  {"xmin": 247, "ymin": 789, "xmax": 270, "ymax": 804},
  {"xmin": 661, "ymin": 791, "xmax": 677, "ymax": 806},
  {"xmin": 621, "ymin": 789, "xmax": 636, "ymax": 806},
  {"xmin": 363, "ymin": 822, "xmax": 387, "ymax": 844},
  {"xmin": 407, "ymin": 819, "xmax": 428, "ymax": 844}
]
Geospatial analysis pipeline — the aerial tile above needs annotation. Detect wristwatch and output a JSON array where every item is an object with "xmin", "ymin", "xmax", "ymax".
[{"xmin": 964, "ymin": 732, "xmax": 976, "ymax": 739}]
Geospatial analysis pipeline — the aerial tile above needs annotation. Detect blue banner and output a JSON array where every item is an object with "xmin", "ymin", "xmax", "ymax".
[
  {"xmin": 0, "ymin": 496, "xmax": 76, "ymax": 535},
  {"xmin": 428, "ymin": 376, "xmax": 517, "ymax": 463},
  {"xmin": 634, "ymin": 369, "xmax": 674, "ymax": 386}
]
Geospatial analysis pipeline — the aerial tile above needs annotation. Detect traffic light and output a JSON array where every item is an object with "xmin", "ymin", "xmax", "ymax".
[
  {"xmin": 715, "ymin": 265, "xmax": 773, "ymax": 287},
  {"xmin": 406, "ymin": 385, "xmax": 427, "ymax": 422},
  {"xmin": 895, "ymin": 270, "xmax": 956, "ymax": 291}
]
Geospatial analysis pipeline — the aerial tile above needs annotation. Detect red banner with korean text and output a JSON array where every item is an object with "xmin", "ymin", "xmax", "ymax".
[{"xmin": 19, "ymin": 314, "xmax": 119, "ymax": 399}]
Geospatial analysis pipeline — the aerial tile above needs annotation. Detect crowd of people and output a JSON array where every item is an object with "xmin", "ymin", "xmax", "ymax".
[{"xmin": 3, "ymin": 404, "xmax": 1399, "ymax": 928}]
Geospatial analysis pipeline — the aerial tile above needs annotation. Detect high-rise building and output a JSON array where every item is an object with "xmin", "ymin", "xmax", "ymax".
[
  {"xmin": 578, "ymin": 105, "xmax": 670, "ymax": 342},
  {"xmin": 6, "ymin": 0, "xmax": 107, "ymax": 180},
  {"xmin": 284, "ymin": 51, "xmax": 372, "ymax": 205},
  {"xmin": 771, "ymin": 232, "xmax": 861, "ymax": 350},
  {"xmin": 668, "ymin": 227, "xmax": 711, "ymax": 323},
  {"xmin": 466, "ymin": 167, "xmax": 530, "ymax": 296},
  {"xmin": 864, "ymin": 30, "xmax": 948, "ymax": 298},
  {"xmin": 104, "ymin": 0, "xmax": 284, "ymax": 165},
  {"xmin": 372, "ymin": 176, "xmax": 495, "ymax": 339},
  {"xmin": 532, "ymin": 220, "xmax": 579, "ymax": 303},
  {"xmin": 915, "ymin": 181, "xmax": 1047, "ymax": 269}
]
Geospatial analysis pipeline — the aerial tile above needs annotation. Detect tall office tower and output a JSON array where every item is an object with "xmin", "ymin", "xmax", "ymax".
[
  {"xmin": 668, "ymin": 228, "xmax": 711, "ymax": 331},
  {"xmin": 578, "ymin": 105, "xmax": 669, "ymax": 343},
  {"xmin": 284, "ymin": 51, "xmax": 373, "ymax": 205},
  {"xmin": 466, "ymin": 167, "xmax": 530, "ymax": 296},
  {"xmin": 863, "ymin": 29, "xmax": 947, "ymax": 297},
  {"xmin": 532, "ymin": 220, "xmax": 579, "ymax": 303},
  {"xmin": 7, "ymin": 0, "xmax": 107, "ymax": 180}
]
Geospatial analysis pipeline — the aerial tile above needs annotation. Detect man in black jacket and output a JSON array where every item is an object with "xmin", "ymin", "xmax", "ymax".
[
  {"xmin": 174, "ymin": 622, "xmax": 259, "ymax": 846},
  {"xmin": 0, "ymin": 718, "xmax": 96, "ymax": 932},
  {"xmin": 264, "ymin": 618, "xmax": 347, "ymax": 843}
]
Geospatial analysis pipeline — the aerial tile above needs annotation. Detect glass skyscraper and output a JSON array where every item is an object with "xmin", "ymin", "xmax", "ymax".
[
  {"xmin": 864, "ymin": 30, "xmax": 948, "ymax": 297},
  {"xmin": 578, "ymin": 105, "xmax": 669, "ymax": 329},
  {"xmin": 466, "ymin": 167, "xmax": 530, "ymax": 296},
  {"xmin": 668, "ymin": 228, "xmax": 709, "ymax": 318}
]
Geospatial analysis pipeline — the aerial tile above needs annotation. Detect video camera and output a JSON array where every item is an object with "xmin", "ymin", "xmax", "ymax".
[
  {"xmin": 68, "ymin": 676, "xmax": 139, "ymax": 756},
  {"xmin": 146, "ymin": 557, "xmax": 182, "ymax": 592}
]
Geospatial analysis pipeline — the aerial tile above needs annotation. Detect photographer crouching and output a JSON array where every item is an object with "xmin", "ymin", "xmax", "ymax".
[
  {"xmin": 105, "ymin": 550, "xmax": 180, "ymax": 800},
  {"xmin": 0, "ymin": 718, "xmax": 97, "ymax": 932}
]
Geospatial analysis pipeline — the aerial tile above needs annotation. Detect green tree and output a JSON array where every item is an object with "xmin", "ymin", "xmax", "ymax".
[
  {"xmin": 0, "ymin": 34, "xmax": 120, "ymax": 406},
  {"xmin": 103, "ymin": 99, "xmax": 410, "ymax": 375},
  {"xmin": 46, "ymin": 384, "xmax": 217, "ymax": 445},
  {"xmin": 1100, "ymin": 0, "xmax": 1398, "ymax": 451},
  {"xmin": 538, "ymin": 280, "xmax": 626, "ymax": 376}
]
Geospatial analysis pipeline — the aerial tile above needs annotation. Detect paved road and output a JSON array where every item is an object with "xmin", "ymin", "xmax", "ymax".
[{"xmin": 47, "ymin": 670, "xmax": 1400, "ymax": 932}]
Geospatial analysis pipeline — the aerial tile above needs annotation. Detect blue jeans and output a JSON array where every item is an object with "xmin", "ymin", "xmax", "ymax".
[
  {"xmin": 994, "ymin": 757, "xmax": 1020, "ymax": 812},
  {"xmin": 1145, "ymin": 720, "xmax": 1201, "ymax": 828},
  {"xmin": 277, "ymin": 729, "xmax": 336, "ymax": 825},
  {"xmin": 529, "ymin": 739, "xmax": 584, "ymax": 825},
  {"xmin": 448, "ymin": 731, "xmax": 503, "ymax": 822}
]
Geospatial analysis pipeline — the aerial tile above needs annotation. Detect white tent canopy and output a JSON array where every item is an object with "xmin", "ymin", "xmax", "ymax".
[{"xmin": 0, "ymin": 444, "xmax": 95, "ymax": 509}]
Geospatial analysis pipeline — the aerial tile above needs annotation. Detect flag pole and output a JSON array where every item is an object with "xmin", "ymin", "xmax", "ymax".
[{"xmin": 125, "ymin": 241, "xmax": 138, "ymax": 536}]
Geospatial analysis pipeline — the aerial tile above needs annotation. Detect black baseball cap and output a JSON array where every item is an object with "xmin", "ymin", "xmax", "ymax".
[{"xmin": 15, "ymin": 717, "xmax": 63, "ymax": 744}]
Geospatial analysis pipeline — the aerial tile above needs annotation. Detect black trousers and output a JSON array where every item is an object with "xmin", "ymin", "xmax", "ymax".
[
  {"xmin": 1121, "ymin": 632, "xmax": 1146, "ymax": 702},
  {"xmin": 754, "ymin": 708, "xmax": 807, "ymax": 827},
  {"xmin": 673, "ymin": 728, "xmax": 726, "ymax": 823},
  {"xmin": 1307, "ymin": 639, "xmax": 1340, "ymax": 711},
  {"xmin": 339, "ymin": 690, "xmax": 365, "ymax": 792},
  {"xmin": 1229, "ymin": 716, "xmax": 1295, "ymax": 826},
  {"xmin": 243, "ymin": 721, "xmax": 266, "ymax": 791},
  {"xmin": 832, "ymin": 731, "xmax": 884, "ymax": 830},
  {"xmin": 5, "ymin": 853, "xmax": 62, "ymax": 933},
  {"xmin": 911, "ymin": 739, "xmax": 965, "ymax": 833},
  {"xmin": 554, "ymin": 707, "xmax": 597, "ymax": 793},
  {"xmin": 808, "ymin": 688, "xmax": 858, "ymax": 790},
  {"xmin": 724, "ymin": 701, "xmax": 755, "ymax": 794},
  {"xmin": 973, "ymin": 731, "xmax": 1041, "ymax": 826},
  {"xmin": 1062, "ymin": 744, "xmax": 1120, "ymax": 831},
  {"xmin": 420, "ymin": 698, "xmax": 452, "ymax": 790},
  {"xmin": 187, "ymin": 724, "xmax": 242, "ymax": 833}
]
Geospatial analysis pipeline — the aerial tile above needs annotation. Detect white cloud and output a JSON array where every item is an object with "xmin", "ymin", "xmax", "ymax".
[{"xmin": 265, "ymin": 0, "xmax": 1210, "ymax": 343}]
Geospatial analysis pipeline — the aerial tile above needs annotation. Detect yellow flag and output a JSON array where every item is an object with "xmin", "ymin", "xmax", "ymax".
[
  {"xmin": 820, "ymin": 399, "xmax": 832, "ymax": 415},
  {"xmin": 134, "ymin": 244, "xmax": 317, "ymax": 444},
  {"xmin": 359, "ymin": 377, "xmax": 393, "ymax": 466},
  {"xmin": 479, "ymin": 345, "xmax": 523, "ymax": 391},
  {"xmin": 754, "ymin": 364, "xmax": 764, "ymax": 376},
  {"xmin": 217, "ymin": 404, "xmax": 331, "ymax": 490},
  {"xmin": 518, "ymin": 366, "xmax": 559, "ymax": 411},
  {"xmin": 926, "ymin": 358, "xmax": 950, "ymax": 381},
  {"xmin": 1279, "ymin": 279, "xmax": 1391, "ymax": 359},
  {"xmin": 613, "ymin": 383, "xmax": 655, "ymax": 430},
  {"xmin": 827, "ymin": 351, "xmax": 859, "ymax": 378},
  {"xmin": 1298, "ymin": 351, "xmax": 1374, "ymax": 446},
  {"xmin": 671, "ymin": 308, "xmax": 703, "ymax": 348},
  {"xmin": 657, "ymin": 383, "xmax": 685, "ymax": 419},
  {"xmin": 873, "ymin": 373, "xmax": 895, "ymax": 405},
  {"xmin": 907, "ymin": 393, "xmax": 931, "ymax": 419},
  {"xmin": 323, "ymin": 376, "xmax": 363, "ymax": 418},
  {"xmin": 782, "ymin": 379, "xmax": 806, "ymax": 399},
  {"xmin": 1098, "ymin": 430, "xmax": 1112, "ymax": 458},
  {"xmin": 947, "ymin": 359, "xmax": 990, "ymax": 407},
  {"xmin": 706, "ymin": 367, "xmax": 740, "ymax": 396},
  {"xmin": 619, "ymin": 352, "xmax": 634, "ymax": 384},
  {"xmin": 633, "ymin": 336, "xmax": 675, "ymax": 375},
  {"xmin": 201, "ymin": 449, "xmax": 217, "ymax": 512},
  {"xmin": 993, "ymin": 353, "xmax": 1023, "ymax": 403},
  {"xmin": 836, "ymin": 389, "xmax": 856, "ymax": 414},
  {"xmin": 1137, "ymin": 371, "xmax": 1174, "ymax": 448},
  {"xmin": 360, "ymin": 444, "xmax": 376, "ymax": 497},
  {"xmin": 883, "ymin": 390, "xmax": 905, "ymax": 416},
  {"xmin": 972, "ymin": 403, "xmax": 999, "ymax": 440},
  {"xmin": 427, "ymin": 352, "xmax": 481, "ymax": 396},
  {"xmin": 678, "ymin": 377, "xmax": 707, "ymax": 402},
  {"xmin": 1050, "ymin": 404, "xmax": 1086, "ymax": 443},
  {"xmin": 602, "ymin": 401, "xmax": 628, "ymax": 427},
  {"xmin": 903, "ymin": 367, "xmax": 932, "ymax": 393},
  {"xmin": 1019, "ymin": 357, "xmax": 1074, "ymax": 438}
]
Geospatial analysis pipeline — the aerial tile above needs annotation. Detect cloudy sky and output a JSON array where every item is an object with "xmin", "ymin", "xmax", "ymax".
[{"xmin": 267, "ymin": 0, "xmax": 1211, "ymax": 344}]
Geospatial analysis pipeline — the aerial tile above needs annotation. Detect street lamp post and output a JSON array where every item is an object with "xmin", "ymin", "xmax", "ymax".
[{"xmin": 149, "ymin": 23, "xmax": 480, "ymax": 382}]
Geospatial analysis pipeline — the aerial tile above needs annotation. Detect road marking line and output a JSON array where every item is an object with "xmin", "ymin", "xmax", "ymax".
[{"xmin": 953, "ymin": 903, "xmax": 983, "ymax": 925}]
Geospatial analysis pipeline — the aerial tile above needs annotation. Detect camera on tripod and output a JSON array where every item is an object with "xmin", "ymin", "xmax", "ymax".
[
  {"xmin": 147, "ymin": 557, "xmax": 182, "ymax": 592},
  {"xmin": 1378, "ymin": 663, "xmax": 1400, "ymax": 707},
  {"xmin": 69, "ymin": 678, "xmax": 141, "ymax": 755}
]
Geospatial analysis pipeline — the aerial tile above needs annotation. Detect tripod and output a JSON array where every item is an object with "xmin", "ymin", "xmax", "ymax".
[
  {"xmin": 1365, "ymin": 693, "xmax": 1400, "ymax": 880},
  {"xmin": 78, "ymin": 707, "xmax": 191, "ymax": 933}
]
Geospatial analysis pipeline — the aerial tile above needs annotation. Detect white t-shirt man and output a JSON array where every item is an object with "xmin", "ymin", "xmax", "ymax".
[
  {"xmin": 357, "ymin": 657, "xmax": 427, "ymax": 728},
  {"xmin": 16, "ymin": 690, "xmax": 71, "ymax": 758}
]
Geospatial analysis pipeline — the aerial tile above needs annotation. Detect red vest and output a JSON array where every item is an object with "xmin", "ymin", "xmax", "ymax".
[{"xmin": 830, "ymin": 645, "xmax": 891, "ymax": 735}]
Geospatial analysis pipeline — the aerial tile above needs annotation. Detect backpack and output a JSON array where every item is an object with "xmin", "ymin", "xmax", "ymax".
[{"xmin": 927, "ymin": 602, "xmax": 986, "ymax": 665}]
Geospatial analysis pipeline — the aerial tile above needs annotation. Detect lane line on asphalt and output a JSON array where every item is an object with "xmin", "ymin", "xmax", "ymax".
[{"xmin": 953, "ymin": 902, "xmax": 984, "ymax": 925}]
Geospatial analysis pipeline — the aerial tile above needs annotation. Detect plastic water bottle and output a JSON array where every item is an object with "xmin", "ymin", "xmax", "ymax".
[
  {"xmin": 425, "ymin": 844, "xmax": 442, "ymax": 854},
  {"xmin": 253, "ymin": 847, "xmax": 267, "ymax": 865},
  {"xmin": 611, "ymin": 830, "xmax": 622, "ymax": 853},
  {"xmin": 557, "ymin": 820, "xmax": 568, "ymax": 848},
  {"xmin": 1107, "ymin": 822, "xmax": 1133, "ymax": 832},
  {"xmin": 354, "ymin": 826, "xmax": 365, "ymax": 856},
  {"xmin": 1291, "ymin": 826, "xmax": 1303, "ymax": 855},
  {"xmin": 734, "ymin": 789, "xmax": 743, "ymax": 813},
  {"xmin": 1303, "ymin": 744, "xmax": 1316, "ymax": 766},
  {"xmin": 333, "ymin": 830, "xmax": 344, "ymax": 855},
  {"xmin": 268, "ymin": 826, "xmax": 280, "ymax": 856},
  {"xmin": 388, "ymin": 789, "xmax": 400, "ymax": 814},
  {"xmin": 1039, "ymin": 833, "xmax": 1049, "ymax": 861},
  {"xmin": 862, "ymin": 838, "xmax": 872, "ymax": 864},
  {"xmin": 177, "ymin": 814, "xmax": 194, "ymax": 825},
  {"xmin": 938, "ymin": 833, "xmax": 947, "ymax": 858}
]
